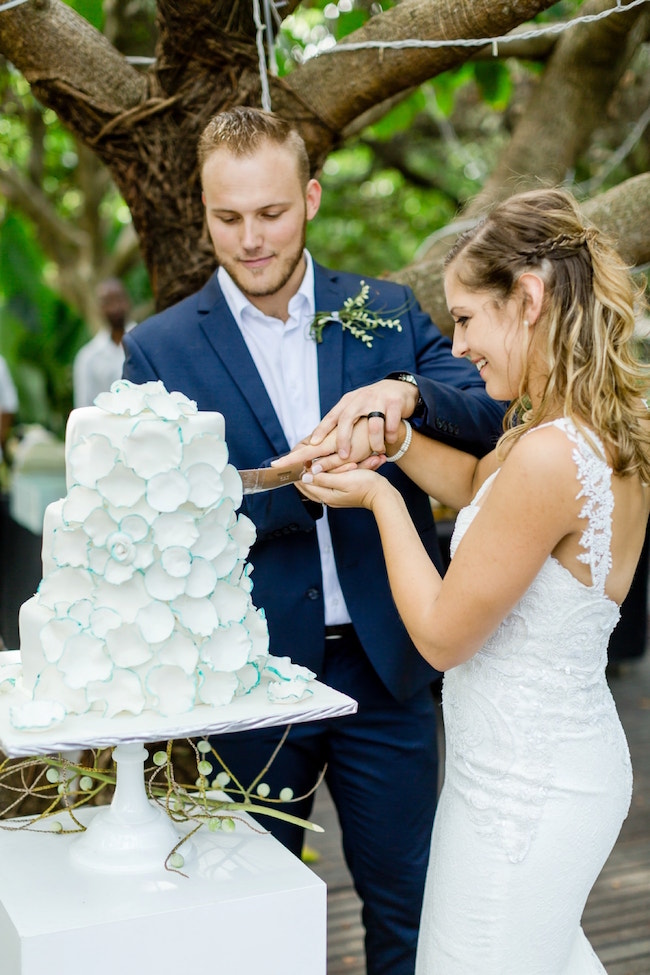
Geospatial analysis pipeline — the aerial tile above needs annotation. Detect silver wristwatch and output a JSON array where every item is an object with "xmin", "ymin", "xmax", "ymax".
[{"xmin": 386, "ymin": 371, "xmax": 426, "ymax": 418}]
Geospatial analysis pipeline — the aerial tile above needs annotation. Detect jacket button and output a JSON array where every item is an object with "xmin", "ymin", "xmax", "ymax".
[{"xmin": 305, "ymin": 588, "xmax": 320, "ymax": 600}]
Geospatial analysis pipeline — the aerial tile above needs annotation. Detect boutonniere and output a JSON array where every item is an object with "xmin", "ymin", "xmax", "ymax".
[{"xmin": 310, "ymin": 281, "xmax": 403, "ymax": 348}]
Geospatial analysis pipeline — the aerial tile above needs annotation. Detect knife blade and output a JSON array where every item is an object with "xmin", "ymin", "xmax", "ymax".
[{"xmin": 239, "ymin": 462, "xmax": 306, "ymax": 495}]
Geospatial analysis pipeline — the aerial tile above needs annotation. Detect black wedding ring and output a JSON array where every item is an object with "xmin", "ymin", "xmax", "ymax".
[{"xmin": 367, "ymin": 411, "xmax": 386, "ymax": 420}]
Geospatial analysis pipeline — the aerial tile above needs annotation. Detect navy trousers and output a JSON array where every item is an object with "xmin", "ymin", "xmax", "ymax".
[{"xmin": 212, "ymin": 627, "xmax": 439, "ymax": 975}]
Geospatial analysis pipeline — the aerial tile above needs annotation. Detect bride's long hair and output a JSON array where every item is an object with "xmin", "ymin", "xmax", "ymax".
[{"xmin": 444, "ymin": 187, "xmax": 650, "ymax": 481}]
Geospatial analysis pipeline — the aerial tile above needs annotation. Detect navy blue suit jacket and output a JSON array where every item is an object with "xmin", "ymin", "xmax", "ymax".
[{"xmin": 123, "ymin": 263, "xmax": 504, "ymax": 701}]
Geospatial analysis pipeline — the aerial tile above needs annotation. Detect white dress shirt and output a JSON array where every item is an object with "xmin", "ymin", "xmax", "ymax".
[
  {"xmin": 73, "ymin": 327, "xmax": 133, "ymax": 408},
  {"xmin": 218, "ymin": 253, "xmax": 351, "ymax": 626}
]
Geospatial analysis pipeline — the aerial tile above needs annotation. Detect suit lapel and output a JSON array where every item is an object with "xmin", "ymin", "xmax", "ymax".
[
  {"xmin": 196, "ymin": 274, "xmax": 289, "ymax": 455},
  {"xmin": 313, "ymin": 263, "xmax": 345, "ymax": 417}
]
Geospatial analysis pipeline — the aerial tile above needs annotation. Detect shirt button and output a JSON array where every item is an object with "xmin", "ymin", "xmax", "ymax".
[{"xmin": 305, "ymin": 587, "xmax": 320, "ymax": 601}]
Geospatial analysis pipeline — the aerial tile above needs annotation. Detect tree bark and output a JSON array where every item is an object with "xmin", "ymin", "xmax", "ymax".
[{"xmin": 0, "ymin": 0, "xmax": 559, "ymax": 309}]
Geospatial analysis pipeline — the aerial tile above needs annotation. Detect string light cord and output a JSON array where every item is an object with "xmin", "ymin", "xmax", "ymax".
[{"xmin": 311, "ymin": 0, "xmax": 649, "ymax": 59}]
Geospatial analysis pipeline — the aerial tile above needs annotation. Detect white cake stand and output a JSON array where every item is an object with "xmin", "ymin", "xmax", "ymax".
[{"xmin": 0, "ymin": 650, "xmax": 357, "ymax": 874}]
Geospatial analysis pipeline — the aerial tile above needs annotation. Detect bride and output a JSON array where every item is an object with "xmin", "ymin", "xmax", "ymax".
[{"xmin": 284, "ymin": 188, "xmax": 650, "ymax": 973}]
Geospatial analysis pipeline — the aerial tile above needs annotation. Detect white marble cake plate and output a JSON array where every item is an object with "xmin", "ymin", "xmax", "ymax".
[{"xmin": 0, "ymin": 650, "xmax": 357, "ymax": 758}]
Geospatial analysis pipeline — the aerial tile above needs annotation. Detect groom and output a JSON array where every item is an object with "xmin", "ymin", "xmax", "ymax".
[{"xmin": 122, "ymin": 107, "xmax": 504, "ymax": 975}]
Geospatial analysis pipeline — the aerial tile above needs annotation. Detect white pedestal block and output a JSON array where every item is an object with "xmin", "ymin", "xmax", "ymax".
[{"xmin": 0, "ymin": 807, "xmax": 326, "ymax": 975}]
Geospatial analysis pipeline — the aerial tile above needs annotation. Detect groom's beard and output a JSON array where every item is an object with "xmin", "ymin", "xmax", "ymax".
[{"xmin": 215, "ymin": 225, "xmax": 307, "ymax": 302}]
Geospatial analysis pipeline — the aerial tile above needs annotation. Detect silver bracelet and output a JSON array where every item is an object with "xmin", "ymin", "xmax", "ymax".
[{"xmin": 385, "ymin": 419, "xmax": 412, "ymax": 463}]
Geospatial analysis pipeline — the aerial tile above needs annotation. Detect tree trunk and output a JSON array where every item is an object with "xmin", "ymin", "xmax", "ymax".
[{"xmin": 0, "ymin": 0, "xmax": 559, "ymax": 310}]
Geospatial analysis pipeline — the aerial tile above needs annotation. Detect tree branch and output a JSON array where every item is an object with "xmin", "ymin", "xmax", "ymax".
[{"xmin": 283, "ymin": 0, "xmax": 559, "ymax": 150}]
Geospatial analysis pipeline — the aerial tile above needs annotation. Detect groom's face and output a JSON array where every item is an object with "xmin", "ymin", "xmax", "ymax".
[{"xmin": 202, "ymin": 140, "xmax": 321, "ymax": 317}]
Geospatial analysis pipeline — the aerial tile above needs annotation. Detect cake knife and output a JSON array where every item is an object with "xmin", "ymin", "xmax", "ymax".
[{"xmin": 239, "ymin": 462, "xmax": 306, "ymax": 494}]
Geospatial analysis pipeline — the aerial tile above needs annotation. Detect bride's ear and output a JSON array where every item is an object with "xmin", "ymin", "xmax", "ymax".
[{"xmin": 518, "ymin": 273, "xmax": 545, "ymax": 326}]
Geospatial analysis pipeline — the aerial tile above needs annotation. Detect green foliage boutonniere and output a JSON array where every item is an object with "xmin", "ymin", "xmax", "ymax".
[{"xmin": 310, "ymin": 281, "xmax": 403, "ymax": 348}]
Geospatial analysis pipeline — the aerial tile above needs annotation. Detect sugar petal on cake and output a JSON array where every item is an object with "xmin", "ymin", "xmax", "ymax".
[
  {"xmin": 266, "ymin": 680, "xmax": 314, "ymax": 703},
  {"xmin": 239, "ymin": 563, "xmax": 254, "ymax": 594},
  {"xmin": 88, "ymin": 546, "xmax": 110, "ymax": 575},
  {"xmin": 212, "ymin": 497, "xmax": 236, "ymax": 529},
  {"xmin": 133, "ymin": 541, "xmax": 155, "ymax": 571},
  {"xmin": 221, "ymin": 464, "xmax": 243, "ymax": 509},
  {"xmin": 230, "ymin": 513, "xmax": 257, "ymax": 556},
  {"xmin": 264, "ymin": 656, "xmax": 316, "ymax": 684},
  {"xmin": 68, "ymin": 599, "xmax": 92, "ymax": 627},
  {"xmin": 152, "ymin": 511, "xmax": 200, "ymax": 550},
  {"xmin": 104, "ymin": 557, "xmax": 137, "ymax": 585},
  {"xmin": 245, "ymin": 606, "xmax": 270, "ymax": 658},
  {"xmin": 190, "ymin": 512, "xmax": 228, "ymax": 559},
  {"xmin": 158, "ymin": 630, "xmax": 200, "ymax": 674},
  {"xmin": 105, "ymin": 622, "xmax": 154, "ymax": 667},
  {"xmin": 108, "ymin": 495, "xmax": 158, "ymax": 526},
  {"xmin": 83, "ymin": 506, "xmax": 118, "ymax": 546},
  {"xmin": 38, "ymin": 568, "xmax": 93, "ymax": 610},
  {"xmin": 96, "ymin": 379, "xmax": 161, "ymax": 415},
  {"xmin": 146, "ymin": 665, "xmax": 197, "ymax": 716},
  {"xmin": 96, "ymin": 463, "xmax": 147, "ymax": 507},
  {"xmin": 119, "ymin": 513, "xmax": 150, "ymax": 543},
  {"xmin": 161, "ymin": 545, "xmax": 192, "ymax": 579},
  {"xmin": 41, "ymin": 616, "xmax": 80, "ymax": 663},
  {"xmin": 122, "ymin": 419, "xmax": 183, "ymax": 478},
  {"xmin": 59, "ymin": 633, "xmax": 113, "ymax": 688},
  {"xmin": 51, "ymin": 526, "xmax": 89, "ymax": 569},
  {"xmin": 144, "ymin": 390, "xmax": 193, "ymax": 421},
  {"xmin": 0, "ymin": 662, "xmax": 22, "ymax": 692},
  {"xmin": 212, "ymin": 542, "xmax": 239, "ymax": 578},
  {"xmin": 143, "ymin": 562, "xmax": 187, "ymax": 600},
  {"xmin": 33, "ymin": 665, "xmax": 89, "ymax": 713},
  {"xmin": 235, "ymin": 662, "xmax": 262, "ymax": 695},
  {"xmin": 136, "ymin": 601, "xmax": 175, "ymax": 643},
  {"xmin": 87, "ymin": 669, "xmax": 145, "ymax": 718},
  {"xmin": 89, "ymin": 606, "xmax": 122, "ymax": 639},
  {"xmin": 68, "ymin": 435, "xmax": 120, "ymax": 488},
  {"xmin": 211, "ymin": 580, "xmax": 249, "ymax": 624},
  {"xmin": 167, "ymin": 388, "xmax": 198, "ymax": 416},
  {"xmin": 198, "ymin": 669, "xmax": 238, "ymax": 707},
  {"xmin": 171, "ymin": 594, "xmax": 218, "ymax": 636},
  {"xmin": 184, "ymin": 557, "xmax": 217, "ymax": 599},
  {"xmin": 185, "ymin": 463, "xmax": 223, "ymax": 507},
  {"xmin": 93, "ymin": 574, "xmax": 150, "ymax": 622},
  {"xmin": 10, "ymin": 699, "xmax": 67, "ymax": 729},
  {"xmin": 62, "ymin": 485, "xmax": 103, "ymax": 525},
  {"xmin": 181, "ymin": 433, "xmax": 229, "ymax": 474},
  {"xmin": 146, "ymin": 469, "xmax": 190, "ymax": 512},
  {"xmin": 199, "ymin": 622, "xmax": 251, "ymax": 672}
]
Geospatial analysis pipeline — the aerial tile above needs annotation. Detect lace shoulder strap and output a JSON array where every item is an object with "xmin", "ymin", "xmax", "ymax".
[{"xmin": 531, "ymin": 418, "xmax": 614, "ymax": 593}]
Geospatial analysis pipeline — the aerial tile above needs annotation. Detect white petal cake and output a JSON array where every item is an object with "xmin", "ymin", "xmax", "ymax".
[{"xmin": 12, "ymin": 380, "xmax": 313, "ymax": 729}]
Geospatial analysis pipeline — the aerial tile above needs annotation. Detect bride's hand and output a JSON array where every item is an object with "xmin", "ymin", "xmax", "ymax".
[{"xmin": 297, "ymin": 466, "xmax": 391, "ymax": 511}]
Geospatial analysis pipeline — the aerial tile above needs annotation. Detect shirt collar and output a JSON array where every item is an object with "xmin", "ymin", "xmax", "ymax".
[{"xmin": 218, "ymin": 251, "xmax": 315, "ymax": 326}]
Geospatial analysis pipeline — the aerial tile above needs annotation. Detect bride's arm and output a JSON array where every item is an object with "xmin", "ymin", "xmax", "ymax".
[{"xmin": 299, "ymin": 429, "xmax": 578, "ymax": 670}]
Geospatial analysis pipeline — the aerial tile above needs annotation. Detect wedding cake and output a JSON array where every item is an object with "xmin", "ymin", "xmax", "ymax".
[{"xmin": 7, "ymin": 380, "xmax": 314, "ymax": 729}]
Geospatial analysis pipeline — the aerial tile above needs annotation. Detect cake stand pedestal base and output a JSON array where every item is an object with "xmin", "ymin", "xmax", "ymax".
[
  {"xmin": 69, "ymin": 741, "xmax": 188, "ymax": 873},
  {"xmin": 0, "ymin": 803, "xmax": 326, "ymax": 975}
]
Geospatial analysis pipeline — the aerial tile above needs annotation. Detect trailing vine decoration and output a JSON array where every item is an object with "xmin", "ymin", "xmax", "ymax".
[{"xmin": 0, "ymin": 731, "xmax": 325, "ymax": 876}]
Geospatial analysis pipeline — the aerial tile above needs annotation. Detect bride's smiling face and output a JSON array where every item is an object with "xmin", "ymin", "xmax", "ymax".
[{"xmin": 444, "ymin": 268, "xmax": 528, "ymax": 402}]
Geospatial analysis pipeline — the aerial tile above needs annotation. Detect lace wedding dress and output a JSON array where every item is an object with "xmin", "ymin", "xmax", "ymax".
[{"xmin": 415, "ymin": 419, "xmax": 633, "ymax": 974}]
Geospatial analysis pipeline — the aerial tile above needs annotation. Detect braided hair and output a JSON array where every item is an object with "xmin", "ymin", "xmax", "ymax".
[{"xmin": 444, "ymin": 188, "xmax": 650, "ymax": 480}]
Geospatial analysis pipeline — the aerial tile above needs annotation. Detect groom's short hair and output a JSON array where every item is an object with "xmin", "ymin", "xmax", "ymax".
[{"xmin": 198, "ymin": 107, "xmax": 310, "ymax": 186}]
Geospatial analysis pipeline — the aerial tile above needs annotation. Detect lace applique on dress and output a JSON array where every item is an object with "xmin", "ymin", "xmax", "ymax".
[
  {"xmin": 553, "ymin": 419, "xmax": 614, "ymax": 595},
  {"xmin": 442, "ymin": 418, "xmax": 625, "ymax": 865}
]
